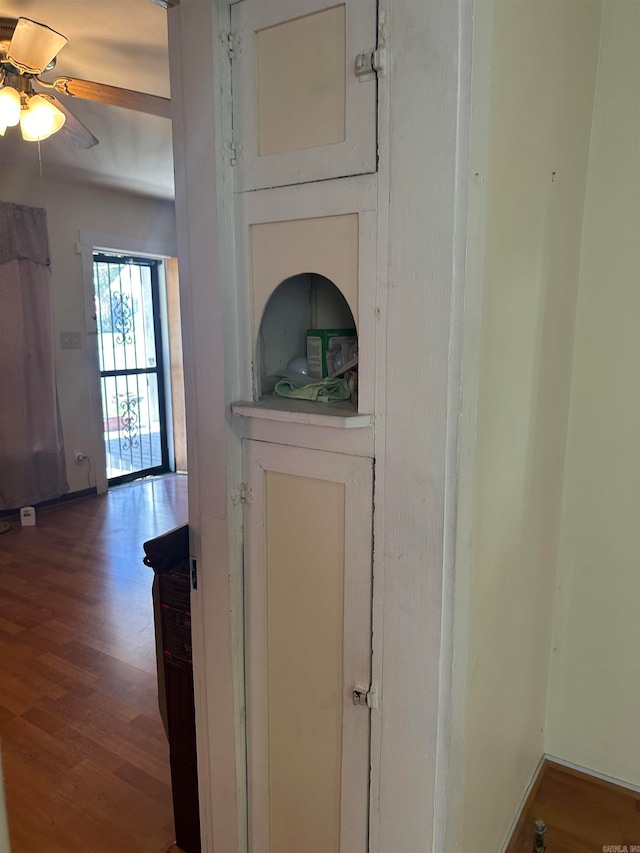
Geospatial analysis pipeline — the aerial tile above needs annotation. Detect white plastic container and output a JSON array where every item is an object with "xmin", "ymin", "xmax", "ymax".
[{"xmin": 20, "ymin": 506, "xmax": 36, "ymax": 527}]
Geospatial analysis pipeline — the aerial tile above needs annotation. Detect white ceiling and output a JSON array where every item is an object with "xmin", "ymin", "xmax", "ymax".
[{"xmin": 0, "ymin": 0, "xmax": 174, "ymax": 199}]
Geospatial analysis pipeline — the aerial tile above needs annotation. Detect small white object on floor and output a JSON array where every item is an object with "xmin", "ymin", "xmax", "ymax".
[{"xmin": 20, "ymin": 506, "xmax": 36, "ymax": 527}]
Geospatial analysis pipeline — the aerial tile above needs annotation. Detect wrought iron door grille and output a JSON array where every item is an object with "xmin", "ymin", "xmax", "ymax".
[{"xmin": 93, "ymin": 254, "xmax": 170, "ymax": 484}]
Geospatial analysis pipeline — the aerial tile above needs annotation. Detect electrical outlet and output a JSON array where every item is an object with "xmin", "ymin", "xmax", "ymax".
[{"xmin": 60, "ymin": 331, "xmax": 82, "ymax": 350}]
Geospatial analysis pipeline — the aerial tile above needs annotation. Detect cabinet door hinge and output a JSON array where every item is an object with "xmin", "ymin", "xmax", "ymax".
[
  {"xmin": 232, "ymin": 482, "xmax": 252, "ymax": 505},
  {"xmin": 221, "ymin": 139, "xmax": 240, "ymax": 166},
  {"xmin": 221, "ymin": 30, "xmax": 241, "ymax": 61},
  {"xmin": 352, "ymin": 683, "xmax": 379, "ymax": 710},
  {"xmin": 190, "ymin": 557, "xmax": 198, "ymax": 591}
]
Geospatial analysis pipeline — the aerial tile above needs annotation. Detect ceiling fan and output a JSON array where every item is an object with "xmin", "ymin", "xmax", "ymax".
[{"xmin": 0, "ymin": 17, "xmax": 171, "ymax": 149}]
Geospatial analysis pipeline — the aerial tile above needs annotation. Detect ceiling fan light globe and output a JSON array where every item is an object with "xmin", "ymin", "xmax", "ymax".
[
  {"xmin": 20, "ymin": 111, "xmax": 52, "ymax": 141},
  {"xmin": 20, "ymin": 94, "xmax": 65, "ymax": 141},
  {"xmin": 0, "ymin": 123, "xmax": 7, "ymax": 137},
  {"xmin": 0, "ymin": 86, "xmax": 21, "ymax": 127},
  {"xmin": 8, "ymin": 17, "xmax": 67, "ymax": 76}
]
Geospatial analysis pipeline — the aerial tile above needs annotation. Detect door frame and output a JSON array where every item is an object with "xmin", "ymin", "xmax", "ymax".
[
  {"xmin": 93, "ymin": 252, "xmax": 170, "ymax": 485},
  {"xmin": 79, "ymin": 231, "xmax": 177, "ymax": 495},
  {"xmin": 167, "ymin": 1, "xmax": 474, "ymax": 851}
]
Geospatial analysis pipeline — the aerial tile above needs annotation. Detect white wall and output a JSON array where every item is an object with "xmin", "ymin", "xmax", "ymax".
[
  {"xmin": 0, "ymin": 165, "xmax": 176, "ymax": 496},
  {"xmin": 546, "ymin": 0, "xmax": 640, "ymax": 786},
  {"xmin": 453, "ymin": 2, "xmax": 602, "ymax": 849}
]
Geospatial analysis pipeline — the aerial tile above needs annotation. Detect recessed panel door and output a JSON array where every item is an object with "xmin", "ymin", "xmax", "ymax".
[
  {"xmin": 231, "ymin": 0, "xmax": 377, "ymax": 191},
  {"xmin": 244, "ymin": 440, "xmax": 373, "ymax": 852}
]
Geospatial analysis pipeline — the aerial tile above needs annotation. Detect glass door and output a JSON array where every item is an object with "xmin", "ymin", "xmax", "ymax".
[{"xmin": 93, "ymin": 253, "xmax": 170, "ymax": 484}]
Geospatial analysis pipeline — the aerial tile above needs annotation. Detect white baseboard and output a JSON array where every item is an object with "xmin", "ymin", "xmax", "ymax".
[
  {"xmin": 544, "ymin": 754, "xmax": 640, "ymax": 794},
  {"xmin": 499, "ymin": 754, "xmax": 546, "ymax": 853}
]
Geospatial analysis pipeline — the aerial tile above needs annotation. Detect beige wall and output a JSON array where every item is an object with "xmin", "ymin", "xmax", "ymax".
[
  {"xmin": 546, "ymin": 0, "xmax": 640, "ymax": 786},
  {"xmin": 0, "ymin": 165, "xmax": 176, "ymax": 495},
  {"xmin": 457, "ymin": 2, "xmax": 602, "ymax": 849}
]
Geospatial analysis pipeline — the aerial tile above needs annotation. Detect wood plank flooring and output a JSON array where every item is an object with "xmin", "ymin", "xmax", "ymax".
[
  {"xmin": 508, "ymin": 759, "xmax": 640, "ymax": 853},
  {"xmin": 0, "ymin": 475, "xmax": 188, "ymax": 853}
]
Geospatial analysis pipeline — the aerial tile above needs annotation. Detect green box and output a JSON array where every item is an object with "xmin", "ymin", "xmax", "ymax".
[{"xmin": 306, "ymin": 329, "xmax": 357, "ymax": 379}]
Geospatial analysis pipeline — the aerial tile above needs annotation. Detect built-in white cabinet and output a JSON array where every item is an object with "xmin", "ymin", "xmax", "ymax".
[
  {"xmin": 230, "ymin": 1, "xmax": 379, "ymax": 849},
  {"xmin": 231, "ymin": 0, "xmax": 377, "ymax": 191},
  {"xmin": 173, "ymin": 0, "xmax": 468, "ymax": 847},
  {"xmin": 243, "ymin": 440, "xmax": 373, "ymax": 853}
]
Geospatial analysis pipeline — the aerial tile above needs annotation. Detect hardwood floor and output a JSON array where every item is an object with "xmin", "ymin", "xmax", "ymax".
[
  {"xmin": 0, "ymin": 475, "xmax": 188, "ymax": 853},
  {"xmin": 508, "ymin": 759, "xmax": 640, "ymax": 853}
]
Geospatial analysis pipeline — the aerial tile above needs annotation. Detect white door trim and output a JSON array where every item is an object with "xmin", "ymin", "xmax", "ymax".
[
  {"xmin": 368, "ymin": 1, "xmax": 474, "ymax": 850},
  {"xmin": 168, "ymin": 2, "xmax": 246, "ymax": 850}
]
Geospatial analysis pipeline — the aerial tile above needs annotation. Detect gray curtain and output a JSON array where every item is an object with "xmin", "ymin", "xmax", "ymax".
[{"xmin": 0, "ymin": 201, "xmax": 68, "ymax": 510}]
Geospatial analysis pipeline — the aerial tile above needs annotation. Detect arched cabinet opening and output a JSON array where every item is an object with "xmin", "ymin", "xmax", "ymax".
[{"xmin": 256, "ymin": 272, "xmax": 358, "ymax": 406}]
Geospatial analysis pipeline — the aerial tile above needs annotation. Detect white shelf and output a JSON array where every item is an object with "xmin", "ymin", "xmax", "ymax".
[{"xmin": 232, "ymin": 397, "xmax": 373, "ymax": 429}]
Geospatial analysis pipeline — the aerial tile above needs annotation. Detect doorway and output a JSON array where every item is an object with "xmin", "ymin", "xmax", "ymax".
[{"xmin": 93, "ymin": 253, "xmax": 170, "ymax": 485}]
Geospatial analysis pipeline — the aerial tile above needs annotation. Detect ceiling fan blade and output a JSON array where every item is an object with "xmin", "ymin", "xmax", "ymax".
[
  {"xmin": 40, "ymin": 93, "xmax": 99, "ymax": 149},
  {"xmin": 49, "ymin": 77, "xmax": 171, "ymax": 120},
  {"xmin": 7, "ymin": 17, "xmax": 67, "ymax": 75}
]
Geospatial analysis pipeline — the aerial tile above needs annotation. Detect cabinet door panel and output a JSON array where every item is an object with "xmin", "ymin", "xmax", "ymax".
[
  {"xmin": 232, "ymin": 0, "xmax": 377, "ymax": 191},
  {"xmin": 244, "ymin": 440, "xmax": 373, "ymax": 852}
]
